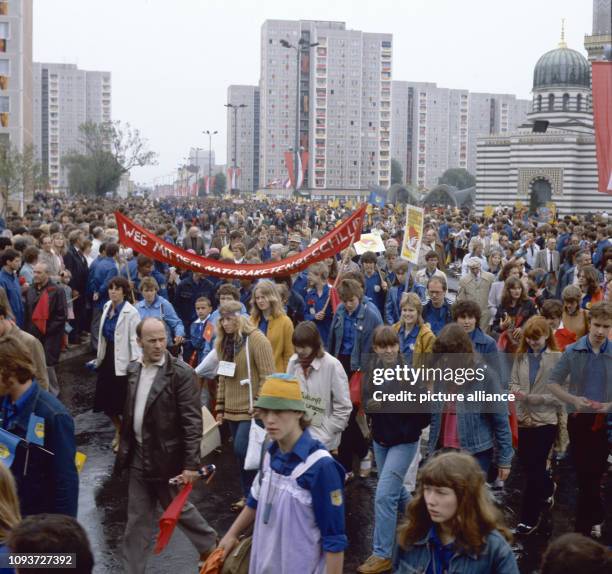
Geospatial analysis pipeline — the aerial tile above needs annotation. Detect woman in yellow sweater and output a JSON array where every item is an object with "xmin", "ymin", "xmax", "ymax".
[{"xmin": 250, "ymin": 279, "xmax": 294, "ymax": 372}]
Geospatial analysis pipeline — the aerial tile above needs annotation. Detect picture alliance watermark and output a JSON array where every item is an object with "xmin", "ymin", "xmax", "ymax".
[{"xmin": 362, "ymin": 353, "xmax": 527, "ymax": 414}]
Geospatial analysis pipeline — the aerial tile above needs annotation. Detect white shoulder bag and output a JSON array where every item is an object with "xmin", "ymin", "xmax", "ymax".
[{"xmin": 243, "ymin": 334, "xmax": 267, "ymax": 470}]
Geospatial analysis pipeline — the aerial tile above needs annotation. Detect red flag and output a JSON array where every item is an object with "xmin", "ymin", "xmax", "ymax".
[
  {"xmin": 592, "ymin": 61, "xmax": 612, "ymax": 194},
  {"xmin": 284, "ymin": 151, "xmax": 295, "ymax": 189},
  {"xmin": 154, "ymin": 483, "xmax": 193, "ymax": 554},
  {"xmin": 31, "ymin": 289, "xmax": 50, "ymax": 335},
  {"xmin": 203, "ymin": 321, "xmax": 214, "ymax": 342}
]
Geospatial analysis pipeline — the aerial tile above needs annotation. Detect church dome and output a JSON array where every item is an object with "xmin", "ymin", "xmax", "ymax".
[{"xmin": 532, "ymin": 46, "xmax": 590, "ymax": 90}]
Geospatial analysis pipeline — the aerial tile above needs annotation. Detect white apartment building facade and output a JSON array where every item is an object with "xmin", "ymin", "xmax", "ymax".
[
  {"xmin": 392, "ymin": 81, "xmax": 529, "ymax": 190},
  {"xmin": 226, "ymin": 85, "xmax": 260, "ymax": 193},
  {"xmin": 0, "ymin": 0, "xmax": 32, "ymax": 153},
  {"xmin": 33, "ymin": 63, "xmax": 111, "ymax": 191},
  {"xmin": 259, "ymin": 20, "xmax": 391, "ymax": 192}
]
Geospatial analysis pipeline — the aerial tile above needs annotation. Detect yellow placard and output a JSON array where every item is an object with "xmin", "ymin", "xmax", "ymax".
[
  {"xmin": 514, "ymin": 201, "xmax": 524, "ymax": 210},
  {"xmin": 483, "ymin": 205, "xmax": 494, "ymax": 218},
  {"xmin": 400, "ymin": 205, "xmax": 424, "ymax": 264},
  {"xmin": 75, "ymin": 451, "xmax": 87, "ymax": 473}
]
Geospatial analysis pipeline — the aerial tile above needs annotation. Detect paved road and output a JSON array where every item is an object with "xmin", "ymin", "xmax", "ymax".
[{"xmin": 59, "ymin": 348, "xmax": 610, "ymax": 573}]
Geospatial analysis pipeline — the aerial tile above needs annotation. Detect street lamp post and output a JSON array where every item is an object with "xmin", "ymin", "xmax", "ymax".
[
  {"xmin": 203, "ymin": 130, "xmax": 218, "ymax": 195},
  {"xmin": 224, "ymin": 103, "xmax": 247, "ymax": 194},
  {"xmin": 280, "ymin": 37, "xmax": 318, "ymax": 197}
]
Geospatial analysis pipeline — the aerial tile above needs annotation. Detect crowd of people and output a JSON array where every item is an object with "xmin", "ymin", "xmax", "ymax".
[{"xmin": 0, "ymin": 192, "xmax": 609, "ymax": 573}]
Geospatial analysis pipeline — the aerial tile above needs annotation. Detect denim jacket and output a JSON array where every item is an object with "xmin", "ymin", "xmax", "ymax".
[
  {"xmin": 394, "ymin": 529, "xmax": 519, "ymax": 574},
  {"xmin": 1, "ymin": 382, "xmax": 78, "ymax": 517},
  {"xmin": 427, "ymin": 369, "xmax": 514, "ymax": 468},
  {"xmin": 328, "ymin": 301, "xmax": 382, "ymax": 371}
]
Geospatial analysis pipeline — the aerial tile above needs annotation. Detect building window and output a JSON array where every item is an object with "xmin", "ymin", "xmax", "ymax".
[
  {"xmin": 576, "ymin": 94, "xmax": 582, "ymax": 112},
  {"xmin": 537, "ymin": 94, "xmax": 542, "ymax": 112},
  {"xmin": 0, "ymin": 95, "xmax": 8, "ymax": 112},
  {"xmin": 548, "ymin": 93, "xmax": 555, "ymax": 111},
  {"xmin": 0, "ymin": 22, "xmax": 7, "ymax": 52},
  {"xmin": 562, "ymin": 93, "xmax": 569, "ymax": 111}
]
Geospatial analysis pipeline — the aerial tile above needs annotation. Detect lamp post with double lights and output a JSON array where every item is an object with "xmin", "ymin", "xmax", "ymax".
[
  {"xmin": 202, "ymin": 130, "xmax": 217, "ymax": 195},
  {"xmin": 224, "ymin": 103, "xmax": 247, "ymax": 194},
  {"xmin": 280, "ymin": 37, "xmax": 318, "ymax": 197}
]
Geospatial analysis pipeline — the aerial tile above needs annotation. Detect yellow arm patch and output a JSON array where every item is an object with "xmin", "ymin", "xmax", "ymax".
[{"xmin": 330, "ymin": 489, "xmax": 343, "ymax": 507}]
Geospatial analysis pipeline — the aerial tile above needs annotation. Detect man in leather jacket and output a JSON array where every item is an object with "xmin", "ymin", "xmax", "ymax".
[{"xmin": 116, "ymin": 317, "xmax": 217, "ymax": 573}]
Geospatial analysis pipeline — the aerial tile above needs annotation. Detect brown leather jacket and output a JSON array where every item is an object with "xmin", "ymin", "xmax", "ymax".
[{"xmin": 115, "ymin": 352, "xmax": 202, "ymax": 481}]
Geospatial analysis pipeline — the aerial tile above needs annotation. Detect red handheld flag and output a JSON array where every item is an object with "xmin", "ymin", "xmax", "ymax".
[{"xmin": 153, "ymin": 482, "xmax": 193, "ymax": 554}]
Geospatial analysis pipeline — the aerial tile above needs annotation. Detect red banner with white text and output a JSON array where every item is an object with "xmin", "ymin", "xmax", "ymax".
[
  {"xmin": 115, "ymin": 205, "xmax": 366, "ymax": 278},
  {"xmin": 592, "ymin": 61, "xmax": 612, "ymax": 194}
]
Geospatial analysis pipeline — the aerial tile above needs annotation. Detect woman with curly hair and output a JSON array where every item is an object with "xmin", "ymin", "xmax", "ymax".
[{"xmin": 395, "ymin": 451, "xmax": 518, "ymax": 574}]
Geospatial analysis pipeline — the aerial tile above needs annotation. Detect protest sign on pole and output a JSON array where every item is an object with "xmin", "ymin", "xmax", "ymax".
[{"xmin": 400, "ymin": 205, "xmax": 424, "ymax": 265}]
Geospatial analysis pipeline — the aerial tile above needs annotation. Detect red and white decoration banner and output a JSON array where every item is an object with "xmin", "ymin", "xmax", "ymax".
[{"xmin": 115, "ymin": 205, "xmax": 366, "ymax": 279}]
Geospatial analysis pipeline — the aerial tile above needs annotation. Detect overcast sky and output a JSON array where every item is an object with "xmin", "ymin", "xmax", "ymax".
[{"xmin": 33, "ymin": 0, "xmax": 593, "ymax": 186}]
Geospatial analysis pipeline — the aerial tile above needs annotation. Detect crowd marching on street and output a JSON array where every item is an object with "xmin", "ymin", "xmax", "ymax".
[{"xmin": 0, "ymin": 191, "xmax": 610, "ymax": 573}]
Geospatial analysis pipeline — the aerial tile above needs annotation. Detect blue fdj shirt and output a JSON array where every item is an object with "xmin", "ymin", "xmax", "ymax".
[
  {"xmin": 583, "ymin": 338, "xmax": 608, "ymax": 402},
  {"xmin": 426, "ymin": 526, "xmax": 455, "ymax": 574},
  {"xmin": 246, "ymin": 429, "xmax": 348, "ymax": 553},
  {"xmin": 304, "ymin": 285, "xmax": 332, "ymax": 347},
  {"xmin": 364, "ymin": 273, "xmax": 385, "ymax": 312},
  {"xmin": 259, "ymin": 317, "xmax": 269, "ymax": 336},
  {"xmin": 1, "ymin": 383, "xmax": 36, "ymax": 429},
  {"xmin": 423, "ymin": 302, "xmax": 452, "ymax": 336},
  {"xmin": 399, "ymin": 324, "xmax": 420, "ymax": 365},
  {"xmin": 102, "ymin": 301, "xmax": 125, "ymax": 343},
  {"xmin": 340, "ymin": 306, "xmax": 358, "ymax": 355}
]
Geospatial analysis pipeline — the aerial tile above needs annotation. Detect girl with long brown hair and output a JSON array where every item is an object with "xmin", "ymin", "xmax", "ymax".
[
  {"xmin": 493, "ymin": 276, "xmax": 537, "ymax": 353},
  {"xmin": 395, "ymin": 451, "xmax": 518, "ymax": 573},
  {"xmin": 250, "ymin": 280, "xmax": 294, "ymax": 372},
  {"xmin": 510, "ymin": 316, "xmax": 563, "ymax": 534}
]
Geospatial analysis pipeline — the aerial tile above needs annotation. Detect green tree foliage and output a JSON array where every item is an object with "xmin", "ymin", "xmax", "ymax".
[
  {"xmin": 0, "ymin": 144, "xmax": 45, "ymax": 216},
  {"xmin": 391, "ymin": 158, "xmax": 403, "ymax": 185},
  {"xmin": 437, "ymin": 168, "xmax": 476, "ymax": 190},
  {"xmin": 213, "ymin": 172, "xmax": 227, "ymax": 196},
  {"xmin": 63, "ymin": 121, "xmax": 157, "ymax": 196}
]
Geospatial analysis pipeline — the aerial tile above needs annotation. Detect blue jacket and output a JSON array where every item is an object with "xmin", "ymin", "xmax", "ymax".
[
  {"xmin": 328, "ymin": 300, "xmax": 383, "ymax": 371},
  {"xmin": 135, "ymin": 295, "xmax": 185, "ymax": 341},
  {"xmin": 593, "ymin": 238, "xmax": 611, "ymax": 269},
  {"xmin": 548, "ymin": 335, "xmax": 612, "ymax": 411},
  {"xmin": 87, "ymin": 256, "xmax": 119, "ymax": 309},
  {"xmin": 0, "ymin": 269, "xmax": 24, "ymax": 327},
  {"xmin": 172, "ymin": 273, "xmax": 216, "ymax": 332},
  {"xmin": 1, "ymin": 382, "xmax": 78, "ymax": 517},
  {"xmin": 122, "ymin": 259, "xmax": 168, "ymax": 299},
  {"xmin": 292, "ymin": 271, "xmax": 308, "ymax": 300},
  {"xmin": 385, "ymin": 283, "xmax": 426, "ymax": 325},
  {"xmin": 470, "ymin": 328, "xmax": 508, "ymax": 389},
  {"xmin": 428, "ymin": 368, "xmax": 514, "ymax": 468},
  {"xmin": 190, "ymin": 317, "xmax": 215, "ymax": 364},
  {"xmin": 422, "ymin": 299, "xmax": 453, "ymax": 336},
  {"xmin": 394, "ymin": 528, "xmax": 519, "ymax": 574}
]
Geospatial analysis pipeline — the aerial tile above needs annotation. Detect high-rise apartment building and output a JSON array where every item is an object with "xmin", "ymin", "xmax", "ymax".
[
  {"xmin": 392, "ymin": 81, "xmax": 529, "ymax": 189},
  {"xmin": 33, "ymin": 63, "xmax": 111, "ymax": 191},
  {"xmin": 259, "ymin": 20, "xmax": 391, "ymax": 191},
  {"xmin": 584, "ymin": 0, "xmax": 611, "ymax": 61},
  {"xmin": 0, "ymin": 0, "xmax": 32, "ymax": 153},
  {"xmin": 226, "ymin": 85, "xmax": 260, "ymax": 193}
]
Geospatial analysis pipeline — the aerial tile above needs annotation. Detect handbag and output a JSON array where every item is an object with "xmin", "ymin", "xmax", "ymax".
[
  {"xmin": 242, "ymin": 335, "xmax": 267, "ymax": 471},
  {"xmin": 349, "ymin": 371, "xmax": 363, "ymax": 407}
]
